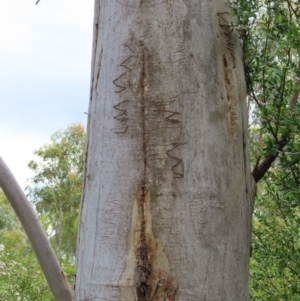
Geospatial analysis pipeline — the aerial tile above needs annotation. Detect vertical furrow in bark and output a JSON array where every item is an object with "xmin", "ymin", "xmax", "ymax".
[{"xmin": 135, "ymin": 44, "xmax": 152, "ymax": 301}]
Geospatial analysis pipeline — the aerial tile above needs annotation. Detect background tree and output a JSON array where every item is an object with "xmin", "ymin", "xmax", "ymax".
[
  {"xmin": 27, "ymin": 124, "xmax": 85, "ymax": 263},
  {"xmin": 0, "ymin": 125, "xmax": 85, "ymax": 299}
]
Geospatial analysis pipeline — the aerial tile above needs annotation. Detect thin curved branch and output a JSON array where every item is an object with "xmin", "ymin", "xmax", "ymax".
[
  {"xmin": 286, "ymin": 0, "xmax": 297, "ymax": 16},
  {"xmin": 0, "ymin": 157, "xmax": 73, "ymax": 301}
]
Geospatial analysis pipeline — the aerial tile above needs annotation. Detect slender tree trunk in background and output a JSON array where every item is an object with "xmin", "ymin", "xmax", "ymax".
[{"xmin": 75, "ymin": 0, "xmax": 254, "ymax": 300}]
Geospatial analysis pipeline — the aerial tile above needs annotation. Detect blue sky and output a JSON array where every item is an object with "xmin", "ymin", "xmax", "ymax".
[{"xmin": 0, "ymin": 0, "xmax": 94, "ymax": 188}]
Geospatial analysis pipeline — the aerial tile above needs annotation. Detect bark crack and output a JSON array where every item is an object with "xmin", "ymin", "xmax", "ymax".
[{"xmin": 134, "ymin": 43, "xmax": 152, "ymax": 301}]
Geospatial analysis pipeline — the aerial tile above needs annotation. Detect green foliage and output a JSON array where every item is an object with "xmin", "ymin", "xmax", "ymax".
[
  {"xmin": 232, "ymin": 0, "xmax": 300, "ymax": 299},
  {"xmin": 0, "ymin": 191, "xmax": 54, "ymax": 300},
  {"xmin": 0, "ymin": 247, "xmax": 54, "ymax": 301},
  {"xmin": 0, "ymin": 191, "xmax": 18, "ymax": 233},
  {"xmin": 250, "ymin": 172, "xmax": 300, "ymax": 300},
  {"xmin": 27, "ymin": 124, "xmax": 85, "ymax": 264}
]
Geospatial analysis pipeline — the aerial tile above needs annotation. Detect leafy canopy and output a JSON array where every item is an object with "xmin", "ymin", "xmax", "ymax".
[{"xmin": 232, "ymin": 0, "xmax": 300, "ymax": 299}]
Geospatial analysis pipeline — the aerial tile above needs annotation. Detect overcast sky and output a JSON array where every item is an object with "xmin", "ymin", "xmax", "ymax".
[{"xmin": 0, "ymin": 0, "xmax": 94, "ymax": 188}]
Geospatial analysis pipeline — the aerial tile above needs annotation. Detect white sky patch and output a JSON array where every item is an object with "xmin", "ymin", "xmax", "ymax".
[
  {"xmin": 0, "ymin": 0, "xmax": 93, "ymax": 189},
  {"xmin": 0, "ymin": 129, "xmax": 49, "ymax": 189},
  {"xmin": 0, "ymin": 0, "xmax": 94, "ymax": 84}
]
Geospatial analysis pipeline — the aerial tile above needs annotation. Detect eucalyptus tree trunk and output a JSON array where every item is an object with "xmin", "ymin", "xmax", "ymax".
[{"xmin": 75, "ymin": 1, "xmax": 254, "ymax": 300}]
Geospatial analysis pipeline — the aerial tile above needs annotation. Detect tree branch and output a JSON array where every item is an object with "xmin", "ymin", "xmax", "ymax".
[
  {"xmin": 252, "ymin": 58, "xmax": 300, "ymax": 183},
  {"xmin": 0, "ymin": 157, "xmax": 73, "ymax": 301},
  {"xmin": 252, "ymin": 139, "xmax": 288, "ymax": 183}
]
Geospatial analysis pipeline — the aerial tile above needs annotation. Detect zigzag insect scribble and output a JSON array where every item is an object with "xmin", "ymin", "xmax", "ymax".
[
  {"xmin": 111, "ymin": 100, "xmax": 130, "ymax": 134},
  {"xmin": 166, "ymin": 142, "xmax": 187, "ymax": 178},
  {"xmin": 113, "ymin": 44, "xmax": 135, "ymax": 93},
  {"xmin": 111, "ymin": 43, "xmax": 137, "ymax": 134},
  {"xmin": 114, "ymin": 100, "xmax": 129, "ymax": 123},
  {"xmin": 154, "ymin": 99, "xmax": 180, "ymax": 124},
  {"xmin": 113, "ymin": 56, "xmax": 133, "ymax": 93}
]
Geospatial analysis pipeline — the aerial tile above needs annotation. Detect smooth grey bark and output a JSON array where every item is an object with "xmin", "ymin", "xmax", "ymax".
[
  {"xmin": 75, "ymin": 1, "xmax": 254, "ymax": 300},
  {"xmin": 0, "ymin": 157, "xmax": 73, "ymax": 301}
]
